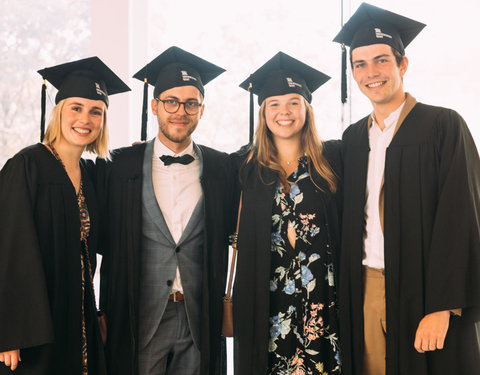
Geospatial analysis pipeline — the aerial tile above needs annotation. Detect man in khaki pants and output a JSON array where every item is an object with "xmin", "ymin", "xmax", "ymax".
[{"xmin": 334, "ymin": 3, "xmax": 480, "ymax": 375}]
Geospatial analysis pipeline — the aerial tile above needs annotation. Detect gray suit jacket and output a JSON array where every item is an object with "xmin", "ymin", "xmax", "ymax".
[{"xmin": 138, "ymin": 140, "xmax": 205, "ymax": 350}]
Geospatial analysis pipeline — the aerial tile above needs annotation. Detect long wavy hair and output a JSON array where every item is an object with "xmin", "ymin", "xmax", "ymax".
[
  {"xmin": 43, "ymin": 99, "xmax": 109, "ymax": 158},
  {"xmin": 251, "ymin": 98, "xmax": 337, "ymax": 193}
]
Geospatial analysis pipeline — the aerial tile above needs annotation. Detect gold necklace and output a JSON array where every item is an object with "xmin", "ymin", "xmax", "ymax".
[{"xmin": 280, "ymin": 153, "xmax": 304, "ymax": 165}]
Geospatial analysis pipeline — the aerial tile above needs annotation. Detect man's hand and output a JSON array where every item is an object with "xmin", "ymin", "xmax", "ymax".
[
  {"xmin": 0, "ymin": 349, "xmax": 21, "ymax": 370},
  {"xmin": 414, "ymin": 310, "xmax": 450, "ymax": 353}
]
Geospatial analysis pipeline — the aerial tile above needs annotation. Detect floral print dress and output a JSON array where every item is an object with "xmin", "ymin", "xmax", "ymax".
[{"xmin": 268, "ymin": 157, "xmax": 341, "ymax": 375}]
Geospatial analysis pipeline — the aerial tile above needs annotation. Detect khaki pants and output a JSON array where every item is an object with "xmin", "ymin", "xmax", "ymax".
[{"xmin": 362, "ymin": 266, "xmax": 386, "ymax": 375}]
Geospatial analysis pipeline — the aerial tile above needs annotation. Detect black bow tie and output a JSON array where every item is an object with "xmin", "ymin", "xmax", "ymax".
[{"xmin": 160, "ymin": 154, "xmax": 195, "ymax": 166}]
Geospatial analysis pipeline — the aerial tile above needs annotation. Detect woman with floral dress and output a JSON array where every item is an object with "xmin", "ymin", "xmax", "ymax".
[
  {"xmin": 0, "ymin": 57, "xmax": 129, "ymax": 374},
  {"xmin": 232, "ymin": 52, "xmax": 342, "ymax": 375}
]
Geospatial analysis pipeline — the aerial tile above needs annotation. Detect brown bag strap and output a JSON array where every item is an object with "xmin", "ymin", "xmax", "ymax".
[{"xmin": 225, "ymin": 193, "xmax": 242, "ymax": 299}]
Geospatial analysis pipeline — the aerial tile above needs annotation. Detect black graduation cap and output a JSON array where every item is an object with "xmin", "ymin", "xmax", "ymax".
[
  {"xmin": 132, "ymin": 46, "xmax": 225, "ymax": 141},
  {"xmin": 334, "ymin": 3, "xmax": 426, "ymax": 54},
  {"xmin": 333, "ymin": 3, "xmax": 426, "ymax": 103},
  {"xmin": 37, "ymin": 56, "xmax": 131, "ymax": 141},
  {"xmin": 239, "ymin": 52, "xmax": 330, "ymax": 142}
]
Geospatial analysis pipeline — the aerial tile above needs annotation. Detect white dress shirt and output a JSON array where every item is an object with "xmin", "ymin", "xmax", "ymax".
[
  {"xmin": 152, "ymin": 137, "xmax": 203, "ymax": 293},
  {"xmin": 363, "ymin": 101, "xmax": 405, "ymax": 268}
]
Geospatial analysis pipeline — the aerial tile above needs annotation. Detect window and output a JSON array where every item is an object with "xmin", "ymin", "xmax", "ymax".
[{"xmin": 0, "ymin": 0, "xmax": 90, "ymax": 167}]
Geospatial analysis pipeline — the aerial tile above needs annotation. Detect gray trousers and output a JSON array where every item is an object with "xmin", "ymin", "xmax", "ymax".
[{"xmin": 138, "ymin": 300, "xmax": 200, "ymax": 375}]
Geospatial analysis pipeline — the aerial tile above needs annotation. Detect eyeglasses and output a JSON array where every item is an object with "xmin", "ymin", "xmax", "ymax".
[{"xmin": 155, "ymin": 98, "xmax": 203, "ymax": 115}]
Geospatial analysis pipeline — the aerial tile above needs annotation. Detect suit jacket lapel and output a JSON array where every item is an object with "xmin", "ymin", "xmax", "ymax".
[
  {"xmin": 175, "ymin": 143, "xmax": 205, "ymax": 246},
  {"xmin": 142, "ymin": 138, "xmax": 176, "ymax": 245}
]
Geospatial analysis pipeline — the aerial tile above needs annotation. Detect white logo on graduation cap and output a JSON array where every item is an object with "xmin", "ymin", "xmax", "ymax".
[
  {"xmin": 181, "ymin": 70, "xmax": 197, "ymax": 82},
  {"xmin": 286, "ymin": 77, "xmax": 302, "ymax": 88},
  {"xmin": 95, "ymin": 82, "xmax": 107, "ymax": 97},
  {"xmin": 374, "ymin": 28, "xmax": 392, "ymax": 40}
]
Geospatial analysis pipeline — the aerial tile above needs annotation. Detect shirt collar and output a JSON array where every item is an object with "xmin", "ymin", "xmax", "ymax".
[{"xmin": 371, "ymin": 100, "xmax": 406, "ymax": 132}]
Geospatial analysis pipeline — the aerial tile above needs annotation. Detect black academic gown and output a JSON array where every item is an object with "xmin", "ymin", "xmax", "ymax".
[
  {"xmin": 0, "ymin": 144, "xmax": 106, "ymax": 375},
  {"xmin": 232, "ymin": 141, "xmax": 342, "ymax": 375},
  {"xmin": 340, "ymin": 102, "xmax": 480, "ymax": 375},
  {"xmin": 96, "ymin": 142, "xmax": 232, "ymax": 375}
]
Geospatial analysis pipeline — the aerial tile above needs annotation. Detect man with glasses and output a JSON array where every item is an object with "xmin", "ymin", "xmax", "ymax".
[{"xmin": 97, "ymin": 47, "xmax": 232, "ymax": 375}]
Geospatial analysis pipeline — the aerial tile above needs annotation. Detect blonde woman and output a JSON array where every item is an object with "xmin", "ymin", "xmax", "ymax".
[
  {"xmin": 232, "ymin": 52, "xmax": 342, "ymax": 375},
  {"xmin": 0, "ymin": 57, "xmax": 129, "ymax": 375}
]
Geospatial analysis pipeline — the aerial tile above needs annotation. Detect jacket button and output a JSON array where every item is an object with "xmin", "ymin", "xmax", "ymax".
[
  {"xmin": 175, "ymin": 247, "xmax": 180, "ymax": 253},
  {"xmin": 167, "ymin": 280, "xmax": 173, "ymax": 286}
]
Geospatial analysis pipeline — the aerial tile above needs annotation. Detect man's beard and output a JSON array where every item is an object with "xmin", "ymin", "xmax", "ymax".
[{"xmin": 158, "ymin": 116, "xmax": 198, "ymax": 144}]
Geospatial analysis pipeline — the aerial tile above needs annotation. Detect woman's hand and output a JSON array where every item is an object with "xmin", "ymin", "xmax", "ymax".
[{"xmin": 0, "ymin": 349, "xmax": 21, "ymax": 370}]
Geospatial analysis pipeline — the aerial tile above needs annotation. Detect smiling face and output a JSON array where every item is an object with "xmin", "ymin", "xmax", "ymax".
[
  {"xmin": 59, "ymin": 97, "xmax": 105, "ymax": 150},
  {"xmin": 264, "ymin": 93, "xmax": 306, "ymax": 143},
  {"xmin": 151, "ymin": 85, "xmax": 204, "ymax": 153},
  {"xmin": 351, "ymin": 43, "xmax": 408, "ymax": 114}
]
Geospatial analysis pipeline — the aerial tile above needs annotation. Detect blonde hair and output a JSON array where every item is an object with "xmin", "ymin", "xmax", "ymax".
[
  {"xmin": 252, "ymin": 99, "xmax": 337, "ymax": 193},
  {"xmin": 43, "ymin": 99, "xmax": 109, "ymax": 158}
]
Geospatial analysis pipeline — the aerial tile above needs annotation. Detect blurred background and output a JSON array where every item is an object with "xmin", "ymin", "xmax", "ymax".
[{"xmin": 1, "ymin": 0, "xmax": 478, "ymax": 168}]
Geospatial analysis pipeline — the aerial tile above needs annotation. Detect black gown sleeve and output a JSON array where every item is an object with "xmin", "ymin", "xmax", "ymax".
[
  {"xmin": 425, "ymin": 110, "xmax": 480, "ymax": 314},
  {"xmin": 0, "ymin": 154, "xmax": 54, "ymax": 351},
  {"xmin": 93, "ymin": 157, "xmax": 113, "ymax": 257},
  {"xmin": 229, "ymin": 144, "xmax": 252, "ymax": 232},
  {"xmin": 322, "ymin": 139, "xmax": 344, "ymax": 232},
  {"xmin": 322, "ymin": 139, "xmax": 343, "ymax": 180}
]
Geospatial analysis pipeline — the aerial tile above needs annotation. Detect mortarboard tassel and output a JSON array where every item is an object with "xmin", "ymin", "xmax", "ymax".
[
  {"xmin": 248, "ymin": 82, "xmax": 253, "ymax": 143},
  {"xmin": 341, "ymin": 43, "xmax": 347, "ymax": 104},
  {"xmin": 141, "ymin": 78, "xmax": 148, "ymax": 141},
  {"xmin": 40, "ymin": 79, "xmax": 46, "ymax": 142}
]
